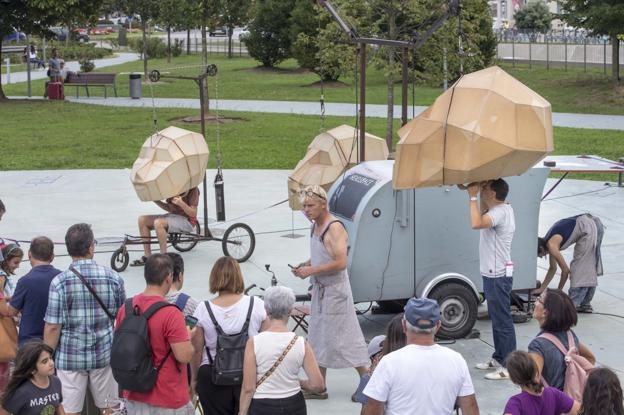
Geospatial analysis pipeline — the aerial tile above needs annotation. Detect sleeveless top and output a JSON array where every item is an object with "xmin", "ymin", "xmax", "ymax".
[{"xmin": 253, "ymin": 332, "xmax": 305, "ymax": 399}]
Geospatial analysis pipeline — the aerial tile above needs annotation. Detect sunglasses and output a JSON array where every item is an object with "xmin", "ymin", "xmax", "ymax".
[{"xmin": 300, "ymin": 189, "xmax": 326, "ymax": 200}]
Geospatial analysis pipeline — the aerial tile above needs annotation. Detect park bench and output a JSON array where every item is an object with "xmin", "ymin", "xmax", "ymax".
[{"xmin": 65, "ymin": 72, "xmax": 117, "ymax": 98}]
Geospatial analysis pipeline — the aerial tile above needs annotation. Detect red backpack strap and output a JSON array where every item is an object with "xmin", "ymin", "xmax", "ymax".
[{"xmin": 538, "ymin": 332, "xmax": 569, "ymax": 356}]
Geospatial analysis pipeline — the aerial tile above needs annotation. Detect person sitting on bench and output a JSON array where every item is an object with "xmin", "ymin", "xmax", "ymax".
[{"xmin": 134, "ymin": 187, "xmax": 200, "ymax": 265}]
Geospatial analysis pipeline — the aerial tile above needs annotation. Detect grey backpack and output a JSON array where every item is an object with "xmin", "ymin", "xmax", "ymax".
[{"xmin": 204, "ymin": 297, "xmax": 254, "ymax": 385}]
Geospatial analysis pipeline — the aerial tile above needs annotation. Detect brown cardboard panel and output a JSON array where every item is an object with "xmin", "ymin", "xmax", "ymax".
[
  {"xmin": 393, "ymin": 66, "xmax": 553, "ymax": 189},
  {"xmin": 288, "ymin": 125, "xmax": 389, "ymax": 210},
  {"xmin": 131, "ymin": 126, "xmax": 209, "ymax": 201}
]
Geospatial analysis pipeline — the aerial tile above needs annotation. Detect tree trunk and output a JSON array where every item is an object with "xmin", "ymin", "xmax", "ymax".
[
  {"xmin": 167, "ymin": 26, "xmax": 171, "ymax": 63},
  {"xmin": 186, "ymin": 28, "xmax": 191, "ymax": 55},
  {"xmin": 227, "ymin": 26, "xmax": 233, "ymax": 59},
  {"xmin": 0, "ymin": 48, "xmax": 6, "ymax": 100},
  {"xmin": 201, "ymin": 9, "xmax": 208, "ymax": 67},
  {"xmin": 142, "ymin": 20, "xmax": 148, "ymax": 78},
  {"xmin": 612, "ymin": 34, "xmax": 620, "ymax": 83}
]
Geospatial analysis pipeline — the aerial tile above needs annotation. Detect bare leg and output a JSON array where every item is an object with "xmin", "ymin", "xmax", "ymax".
[
  {"xmin": 138, "ymin": 215, "xmax": 157, "ymax": 257},
  {"xmin": 154, "ymin": 217, "xmax": 169, "ymax": 254}
]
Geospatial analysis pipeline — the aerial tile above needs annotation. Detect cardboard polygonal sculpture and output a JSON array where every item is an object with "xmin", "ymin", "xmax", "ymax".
[
  {"xmin": 131, "ymin": 126, "xmax": 209, "ymax": 201},
  {"xmin": 393, "ymin": 66, "xmax": 553, "ymax": 189},
  {"xmin": 288, "ymin": 125, "xmax": 389, "ymax": 210}
]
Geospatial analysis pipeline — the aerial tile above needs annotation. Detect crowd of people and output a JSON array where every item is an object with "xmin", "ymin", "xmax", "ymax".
[{"xmin": 0, "ymin": 181, "xmax": 622, "ymax": 415}]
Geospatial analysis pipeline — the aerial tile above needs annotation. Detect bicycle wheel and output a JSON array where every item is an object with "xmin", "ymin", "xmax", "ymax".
[
  {"xmin": 222, "ymin": 223, "xmax": 255, "ymax": 262},
  {"xmin": 172, "ymin": 222, "xmax": 202, "ymax": 252},
  {"xmin": 110, "ymin": 247, "xmax": 129, "ymax": 272}
]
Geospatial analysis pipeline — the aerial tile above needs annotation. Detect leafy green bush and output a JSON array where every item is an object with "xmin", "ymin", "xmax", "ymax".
[
  {"xmin": 171, "ymin": 39, "xmax": 183, "ymax": 58},
  {"xmin": 243, "ymin": 0, "xmax": 296, "ymax": 67},
  {"xmin": 128, "ymin": 37, "xmax": 168, "ymax": 59},
  {"xmin": 79, "ymin": 58, "xmax": 95, "ymax": 72},
  {"xmin": 45, "ymin": 42, "xmax": 112, "ymax": 61}
]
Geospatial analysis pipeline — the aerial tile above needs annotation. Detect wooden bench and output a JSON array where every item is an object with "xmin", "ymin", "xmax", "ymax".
[{"xmin": 65, "ymin": 72, "xmax": 117, "ymax": 98}]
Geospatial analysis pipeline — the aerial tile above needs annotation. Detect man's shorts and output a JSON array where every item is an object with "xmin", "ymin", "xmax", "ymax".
[
  {"xmin": 160, "ymin": 214, "xmax": 195, "ymax": 234},
  {"xmin": 126, "ymin": 401, "xmax": 195, "ymax": 415},
  {"xmin": 57, "ymin": 366, "xmax": 118, "ymax": 413}
]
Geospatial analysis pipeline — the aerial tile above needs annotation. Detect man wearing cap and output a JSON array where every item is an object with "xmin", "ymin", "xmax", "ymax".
[
  {"xmin": 292, "ymin": 185, "xmax": 369, "ymax": 399},
  {"xmin": 362, "ymin": 298, "xmax": 479, "ymax": 415},
  {"xmin": 464, "ymin": 179, "xmax": 516, "ymax": 380}
]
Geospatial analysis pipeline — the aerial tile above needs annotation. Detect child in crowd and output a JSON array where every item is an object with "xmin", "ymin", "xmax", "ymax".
[
  {"xmin": 504, "ymin": 351, "xmax": 580, "ymax": 415},
  {"xmin": 0, "ymin": 244, "xmax": 23, "ymax": 298},
  {"xmin": 579, "ymin": 367, "xmax": 624, "ymax": 415},
  {"xmin": 0, "ymin": 341, "xmax": 65, "ymax": 415}
]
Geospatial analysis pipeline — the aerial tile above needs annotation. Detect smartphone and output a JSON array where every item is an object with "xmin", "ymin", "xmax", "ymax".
[
  {"xmin": 288, "ymin": 264, "xmax": 297, "ymax": 269},
  {"xmin": 184, "ymin": 315, "xmax": 198, "ymax": 329}
]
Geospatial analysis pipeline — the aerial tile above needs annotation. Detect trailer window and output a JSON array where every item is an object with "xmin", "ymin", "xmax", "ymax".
[{"xmin": 329, "ymin": 173, "xmax": 377, "ymax": 220}]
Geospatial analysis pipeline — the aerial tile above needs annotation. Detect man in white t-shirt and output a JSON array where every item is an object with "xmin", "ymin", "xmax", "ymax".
[
  {"xmin": 362, "ymin": 298, "xmax": 479, "ymax": 415},
  {"xmin": 465, "ymin": 179, "xmax": 516, "ymax": 380}
]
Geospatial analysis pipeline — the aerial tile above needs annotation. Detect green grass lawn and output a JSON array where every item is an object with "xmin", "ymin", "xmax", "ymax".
[
  {"xmin": 3, "ymin": 54, "xmax": 623, "ymax": 115},
  {"xmin": 0, "ymin": 101, "xmax": 622, "ymax": 183}
]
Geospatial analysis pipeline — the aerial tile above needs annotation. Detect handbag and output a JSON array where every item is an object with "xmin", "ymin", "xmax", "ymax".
[
  {"xmin": 255, "ymin": 334, "xmax": 299, "ymax": 388},
  {"xmin": 0, "ymin": 316, "xmax": 18, "ymax": 362}
]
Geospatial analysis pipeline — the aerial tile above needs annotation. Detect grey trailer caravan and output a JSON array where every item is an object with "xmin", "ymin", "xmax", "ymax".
[{"xmin": 328, "ymin": 160, "xmax": 549, "ymax": 339}]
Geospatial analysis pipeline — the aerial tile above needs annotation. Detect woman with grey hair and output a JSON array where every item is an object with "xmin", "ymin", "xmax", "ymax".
[{"xmin": 239, "ymin": 286, "xmax": 324, "ymax": 415}]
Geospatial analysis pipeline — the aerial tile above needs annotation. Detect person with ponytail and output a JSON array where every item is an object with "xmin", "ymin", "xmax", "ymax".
[
  {"xmin": 579, "ymin": 367, "xmax": 624, "ymax": 415},
  {"xmin": 504, "ymin": 351, "xmax": 580, "ymax": 415},
  {"xmin": 0, "ymin": 341, "xmax": 65, "ymax": 414}
]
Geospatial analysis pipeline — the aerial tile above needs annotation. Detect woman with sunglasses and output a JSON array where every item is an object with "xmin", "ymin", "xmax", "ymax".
[{"xmin": 528, "ymin": 289, "xmax": 595, "ymax": 391}]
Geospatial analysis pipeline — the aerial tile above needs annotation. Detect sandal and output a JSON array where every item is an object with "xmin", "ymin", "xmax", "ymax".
[{"xmin": 130, "ymin": 256, "xmax": 148, "ymax": 267}]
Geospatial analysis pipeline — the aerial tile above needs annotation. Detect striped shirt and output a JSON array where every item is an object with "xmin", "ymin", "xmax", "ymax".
[{"xmin": 45, "ymin": 259, "xmax": 125, "ymax": 371}]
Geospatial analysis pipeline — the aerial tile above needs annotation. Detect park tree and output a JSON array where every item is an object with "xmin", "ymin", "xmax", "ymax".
[
  {"xmin": 219, "ymin": 0, "xmax": 252, "ymax": 58},
  {"xmin": 514, "ymin": 1, "xmax": 552, "ymax": 33},
  {"xmin": 158, "ymin": 0, "xmax": 191, "ymax": 62},
  {"xmin": 243, "ymin": 0, "xmax": 296, "ymax": 67},
  {"xmin": 120, "ymin": 0, "xmax": 161, "ymax": 77},
  {"xmin": 289, "ymin": 0, "xmax": 357, "ymax": 82},
  {"xmin": 560, "ymin": 0, "xmax": 623, "ymax": 83},
  {"xmin": 0, "ymin": 0, "xmax": 103, "ymax": 100}
]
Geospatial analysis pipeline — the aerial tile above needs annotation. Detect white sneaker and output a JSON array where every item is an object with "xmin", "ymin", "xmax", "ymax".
[
  {"xmin": 485, "ymin": 368, "xmax": 510, "ymax": 380},
  {"xmin": 475, "ymin": 359, "xmax": 501, "ymax": 370}
]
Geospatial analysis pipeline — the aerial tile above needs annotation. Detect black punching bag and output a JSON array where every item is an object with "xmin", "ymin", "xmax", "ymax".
[{"xmin": 214, "ymin": 168, "xmax": 226, "ymax": 221}]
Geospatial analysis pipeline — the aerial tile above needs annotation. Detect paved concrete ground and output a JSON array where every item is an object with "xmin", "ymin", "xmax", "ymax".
[
  {"xmin": 8, "ymin": 95, "xmax": 624, "ymax": 130},
  {"xmin": 0, "ymin": 170, "xmax": 623, "ymax": 414},
  {"xmin": 1, "ymin": 52, "xmax": 139, "ymax": 85}
]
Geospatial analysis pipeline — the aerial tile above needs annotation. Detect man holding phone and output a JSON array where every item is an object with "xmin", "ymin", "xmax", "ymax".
[{"xmin": 292, "ymin": 185, "xmax": 369, "ymax": 400}]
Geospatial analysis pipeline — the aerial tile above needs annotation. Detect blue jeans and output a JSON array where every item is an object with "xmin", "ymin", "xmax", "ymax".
[
  {"xmin": 483, "ymin": 276, "xmax": 516, "ymax": 367},
  {"xmin": 568, "ymin": 286, "xmax": 596, "ymax": 308}
]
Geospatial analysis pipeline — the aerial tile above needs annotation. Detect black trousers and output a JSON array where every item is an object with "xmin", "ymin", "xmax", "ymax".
[
  {"xmin": 197, "ymin": 365, "xmax": 241, "ymax": 415},
  {"xmin": 250, "ymin": 392, "xmax": 306, "ymax": 415}
]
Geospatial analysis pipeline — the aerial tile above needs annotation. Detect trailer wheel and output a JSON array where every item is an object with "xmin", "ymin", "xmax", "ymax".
[
  {"xmin": 110, "ymin": 247, "xmax": 129, "ymax": 272},
  {"xmin": 222, "ymin": 223, "xmax": 255, "ymax": 263},
  {"xmin": 429, "ymin": 283, "xmax": 477, "ymax": 339}
]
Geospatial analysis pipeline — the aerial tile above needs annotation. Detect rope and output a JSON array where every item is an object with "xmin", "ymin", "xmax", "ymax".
[{"xmin": 214, "ymin": 67, "xmax": 222, "ymax": 169}]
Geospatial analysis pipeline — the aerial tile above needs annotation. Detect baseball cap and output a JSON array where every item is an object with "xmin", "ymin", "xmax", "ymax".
[
  {"xmin": 367, "ymin": 335, "xmax": 385, "ymax": 358},
  {"xmin": 404, "ymin": 297, "xmax": 440, "ymax": 329}
]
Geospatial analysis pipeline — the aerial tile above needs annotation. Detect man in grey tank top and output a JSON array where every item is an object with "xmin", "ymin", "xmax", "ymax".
[
  {"xmin": 464, "ymin": 179, "xmax": 516, "ymax": 381},
  {"xmin": 292, "ymin": 185, "xmax": 369, "ymax": 400}
]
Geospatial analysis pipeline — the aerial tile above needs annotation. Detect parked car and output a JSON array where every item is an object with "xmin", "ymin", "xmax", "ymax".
[
  {"xmin": 209, "ymin": 26, "xmax": 228, "ymax": 37},
  {"xmin": 3, "ymin": 31, "xmax": 26, "ymax": 42},
  {"xmin": 49, "ymin": 27, "xmax": 90, "ymax": 43}
]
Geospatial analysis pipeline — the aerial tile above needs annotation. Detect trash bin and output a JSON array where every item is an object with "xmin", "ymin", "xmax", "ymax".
[{"xmin": 129, "ymin": 73, "xmax": 142, "ymax": 99}]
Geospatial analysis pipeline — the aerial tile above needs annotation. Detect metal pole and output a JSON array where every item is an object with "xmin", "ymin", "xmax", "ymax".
[
  {"xmin": 564, "ymin": 36, "xmax": 567, "ymax": 71},
  {"xmin": 512, "ymin": 36, "xmax": 515, "ymax": 67},
  {"xmin": 529, "ymin": 40, "xmax": 532, "ymax": 69},
  {"xmin": 443, "ymin": 47, "xmax": 448, "ymax": 90},
  {"xmin": 198, "ymin": 78, "xmax": 209, "ymax": 237},
  {"xmin": 42, "ymin": 37, "xmax": 47, "ymax": 64},
  {"xmin": 401, "ymin": 47, "xmax": 408, "ymax": 127},
  {"xmin": 359, "ymin": 42, "xmax": 366, "ymax": 163},
  {"xmin": 604, "ymin": 40, "xmax": 607, "ymax": 75}
]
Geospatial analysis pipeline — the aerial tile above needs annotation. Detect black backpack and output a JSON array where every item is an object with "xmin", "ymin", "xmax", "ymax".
[
  {"xmin": 111, "ymin": 298, "xmax": 177, "ymax": 392},
  {"xmin": 205, "ymin": 296, "xmax": 254, "ymax": 386}
]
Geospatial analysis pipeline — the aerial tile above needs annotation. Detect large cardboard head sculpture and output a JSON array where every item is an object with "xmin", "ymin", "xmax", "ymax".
[
  {"xmin": 393, "ymin": 66, "xmax": 553, "ymax": 189},
  {"xmin": 288, "ymin": 125, "xmax": 389, "ymax": 209},
  {"xmin": 131, "ymin": 126, "xmax": 209, "ymax": 201}
]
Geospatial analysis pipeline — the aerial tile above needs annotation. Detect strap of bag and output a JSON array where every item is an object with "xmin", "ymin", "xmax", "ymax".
[
  {"xmin": 539, "ymin": 332, "xmax": 570, "ymax": 356},
  {"xmin": 70, "ymin": 266, "xmax": 115, "ymax": 322},
  {"xmin": 256, "ymin": 335, "xmax": 299, "ymax": 388},
  {"xmin": 241, "ymin": 296, "xmax": 255, "ymax": 333},
  {"xmin": 204, "ymin": 296, "xmax": 255, "ymax": 365},
  {"xmin": 139, "ymin": 300, "xmax": 178, "ymax": 372}
]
